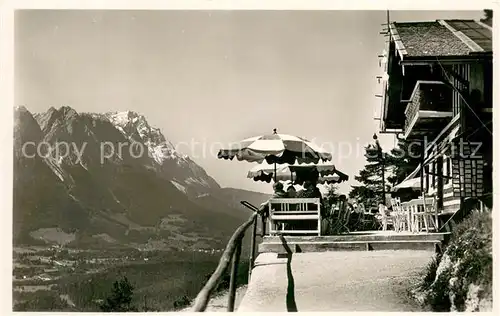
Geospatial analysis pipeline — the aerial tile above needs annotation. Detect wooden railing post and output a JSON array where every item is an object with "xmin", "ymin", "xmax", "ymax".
[
  {"xmin": 191, "ymin": 207, "xmax": 257, "ymax": 312},
  {"xmin": 227, "ymin": 237, "xmax": 243, "ymax": 312},
  {"xmin": 248, "ymin": 215, "xmax": 258, "ymax": 280}
]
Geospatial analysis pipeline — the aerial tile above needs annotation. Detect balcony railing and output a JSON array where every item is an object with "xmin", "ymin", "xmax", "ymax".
[{"xmin": 404, "ymin": 81, "xmax": 453, "ymax": 139}]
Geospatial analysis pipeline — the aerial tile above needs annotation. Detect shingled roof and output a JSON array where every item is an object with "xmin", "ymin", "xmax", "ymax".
[{"xmin": 390, "ymin": 19, "xmax": 492, "ymax": 58}]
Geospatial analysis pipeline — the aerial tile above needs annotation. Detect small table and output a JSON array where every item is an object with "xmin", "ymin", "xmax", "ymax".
[{"xmin": 401, "ymin": 198, "xmax": 435, "ymax": 233}]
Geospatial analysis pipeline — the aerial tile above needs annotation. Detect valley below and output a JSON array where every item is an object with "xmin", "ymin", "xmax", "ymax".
[{"xmin": 13, "ymin": 244, "xmax": 254, "ymax": 311}]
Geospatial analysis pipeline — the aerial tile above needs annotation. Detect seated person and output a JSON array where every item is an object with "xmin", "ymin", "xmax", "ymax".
[
  {"xmin": 284, "ymin": 185, "xmax": 298, "ymax": 212},
  {"xmin": 298, "ymin": 180, "xmax": 323, "ymax": 213},
  {"xmin": 259, "ymin": 182, "xmax": 288, "ymax": 217},
  {"xmin": 272, "ymin": 182, "xmax": 288, "ymax": 198},
  {"xmin": 295, "ymin": 180, "xmax": 323, "ymax": 231},
  {"xmin": 297, "ymin": 180, "xmax": 323, "ymax": 200}
]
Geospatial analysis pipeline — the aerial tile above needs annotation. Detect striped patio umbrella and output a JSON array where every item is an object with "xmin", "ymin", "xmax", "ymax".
[
  {"xmin": 247, "ymin": 161, "xmax": 337, "ymax": 180},
  {"xmin": 317, "ymin": 171, "xmax": 349, "ymax": 184},
  {"xmin": 217, "ymin": 129, "xmax": 332, "ymax": 165},
  {"xmin": 248, "ymin": 161, "xmax": 348, "ymax": 184}
]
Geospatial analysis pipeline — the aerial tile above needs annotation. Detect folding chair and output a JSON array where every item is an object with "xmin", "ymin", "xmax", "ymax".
[
  {"xmin": 328, "ymin": 205, "xmax": 342, "ymax": 235},
  {"xmin": 391, "ymin": 197, "xmax": 408, "ymax": 232},
  {"xmin": 377, "ymin": 203, "xmax": 395, "ymax": 231},
  {"xmin": 329, "ymin": 200, "xmax": 350, "ymax": 234},
  {"xmin": 330, "ymin": 200, "xmax": 350, "ymax": 235},
  {"xmin": 322, "ymin": 204, "xmax": 337, "ymax": 235},
  {"xmin": 341, "ymin": 205, "xmax": 353, "ymax": 233},
  {"xmin": 390, "ymin": 199, "xmax": 400, "ymax": 232},
  {"xmin": 356, "ymin": 203, "xmax": 373, "ymax": 230},
  {"xmin": 424, "ymin": 196, "xmax": 439, "ymax": 232}
]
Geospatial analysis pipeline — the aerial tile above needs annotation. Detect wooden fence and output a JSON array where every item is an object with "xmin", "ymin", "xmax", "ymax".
[{"xmin": 191, "ymin": 201, "xmax": 260, "ymax": 312}]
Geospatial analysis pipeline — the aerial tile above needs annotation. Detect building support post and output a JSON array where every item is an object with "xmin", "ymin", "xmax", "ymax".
[
  {"xmin": 373, "ymin": 133, "xmax": 386, "ymax": 205},
  {"xmin": 420, "ymin": 139, "xmax": 425, "ymax": 194},
  {"xmin": 420, "ymin": 137, "xmax": 426, "ymax": 204}
]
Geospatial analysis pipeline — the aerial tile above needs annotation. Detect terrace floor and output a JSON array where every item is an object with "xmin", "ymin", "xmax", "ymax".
[
  {"xmin": 236, "ymin": 230, "xmax": 447, "ymax": 312},
  {"xmin": 238, "ymin": 249, "xmax": 433, "ymax": 312}
]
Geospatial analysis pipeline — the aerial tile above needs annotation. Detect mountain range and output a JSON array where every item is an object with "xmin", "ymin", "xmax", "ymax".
[{"xmin": 13, "ymin": 106, "xmax": 270, "ymax": 250}]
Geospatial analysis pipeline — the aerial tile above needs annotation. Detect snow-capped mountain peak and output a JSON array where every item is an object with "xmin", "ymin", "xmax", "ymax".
[
  {"xmin": 103, "ymin": 110, "xmax": 220, "ymax": 193},
  {"xmin": 105, "ymin": 111, "xmax": 181, "ymax": 162}
]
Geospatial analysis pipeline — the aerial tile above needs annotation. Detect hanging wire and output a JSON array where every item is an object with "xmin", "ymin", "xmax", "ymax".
[{"xmin": 434, "ymin": 57, "xmax": 492, "ymax": 136}]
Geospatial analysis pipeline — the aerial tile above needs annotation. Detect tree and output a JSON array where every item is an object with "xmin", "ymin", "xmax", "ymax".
[
  {"xmin": 100, "ymin": 276, "xmax": 137, "ymax": 312},
  {"xmin": 349, "ymin": 138, "xmax": 421, "ymax": 209},
  {"xmin": 349, "ymin": 144, "xmax": 387, "ymax": 209},
  {"xmin": 481, "ymin": 9, "xmax": 493, "ymax": 24},
  {"xmin": 385, "ymin": 137, "xmax": 421, "ymax": 186},
  {"xmin": 322, "ymin": 184, "xmax": 340, "ymax": 211}
]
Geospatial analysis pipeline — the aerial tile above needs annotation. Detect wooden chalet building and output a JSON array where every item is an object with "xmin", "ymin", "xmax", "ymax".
[{"xmin": 379, "ymin": 19, "xmax": 493, "ymax": 226}]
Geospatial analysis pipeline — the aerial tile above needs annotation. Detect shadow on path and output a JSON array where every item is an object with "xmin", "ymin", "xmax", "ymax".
[{"xmin": 279, "ymin": 235, "xmax": 298, "ymax": 312}]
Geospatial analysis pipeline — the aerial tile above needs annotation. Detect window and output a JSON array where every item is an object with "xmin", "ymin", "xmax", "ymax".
[{"xmin": 450, "ymin": 64, "xmax": 470, "ymax": 117}]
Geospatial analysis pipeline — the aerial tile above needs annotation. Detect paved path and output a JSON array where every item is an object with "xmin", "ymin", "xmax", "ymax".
[{"xmin": 238, "ymin": 250, "xmax": 433, "ymax": 312}]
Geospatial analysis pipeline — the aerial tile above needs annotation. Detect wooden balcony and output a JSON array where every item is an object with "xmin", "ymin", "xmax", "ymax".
[{"xmin": 404, "ymin": 81, "xmax": 453, "ymax": 140}]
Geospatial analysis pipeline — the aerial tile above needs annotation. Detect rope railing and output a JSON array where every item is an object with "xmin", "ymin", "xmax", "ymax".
[{"xmin": 191, "ymin": 201, "xmax": 260, "ymax": 312}]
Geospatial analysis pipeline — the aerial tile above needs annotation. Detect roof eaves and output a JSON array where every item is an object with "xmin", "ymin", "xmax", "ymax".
[
  {"xmin": 475, "ymin": 19, "xmax": 493, "ymax": 31},
  {"xmin": 399, "ymin": 54, "xmax": 492, "ymax": 66},
  {"xmin": 389, "ymin": 22, "xmax": 407, "ymax": 60}
]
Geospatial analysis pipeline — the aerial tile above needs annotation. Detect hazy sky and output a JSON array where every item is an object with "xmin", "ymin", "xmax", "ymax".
[{"xmin": 15, "ymin": 10, "xmax": 484, "ymax": 194}]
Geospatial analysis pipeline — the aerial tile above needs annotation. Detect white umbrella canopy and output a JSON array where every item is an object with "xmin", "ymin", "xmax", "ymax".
[
  {"xmin": 392, "ymin": 177, "xmax": 422, "ymax": 192},
  {"xmin": 217, "ymin": 129, "xmax": 332, "ymax": 165},
  {"xmin": 317, "ymin": 170, "xmax": 349, "ymax": 184},
  {"xmin": 248, "ymin": 161, "xmax": 349, "ymax": 184},
  {"xmin": 247, "ymin": 161, "xmax": 337, "ymax": 179},
  {"xmin": 247, "ymin": 163, "xmax": 294, "ymax": 182}
]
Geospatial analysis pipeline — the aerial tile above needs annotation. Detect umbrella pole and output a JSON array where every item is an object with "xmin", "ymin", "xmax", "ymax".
[{"xmin": 274, "ymin": 162, "xmax": 277, "ymax": 182}]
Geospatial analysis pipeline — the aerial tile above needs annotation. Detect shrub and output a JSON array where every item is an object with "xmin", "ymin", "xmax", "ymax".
[
  {"xmin": 418, "ymin": 210, "xmax": 492, "ymax": 312},
  {"xmin": 99, "ymin": 276, "xmax": 138, "ymax": 312},
  {"xmin": 421, "ymin": 253, "xmax": 441, "ymax": 290},
  {"xmin": 173, "ymin": 295, "xmax": 191, "ymax": 309}
]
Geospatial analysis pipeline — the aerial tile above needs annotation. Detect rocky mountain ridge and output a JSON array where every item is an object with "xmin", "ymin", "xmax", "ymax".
[{"xmin": 13, "ymin": 106, "xmax": 270, "ymax": 250}]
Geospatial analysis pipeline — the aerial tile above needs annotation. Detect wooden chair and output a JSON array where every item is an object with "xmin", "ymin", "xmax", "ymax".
[
  {"xmin": 357, "ymin": 203, "xmax": 366, "ymax": 214},
  {"xmin": 390, "ymin": 197, "xmax": 408, "ymax": 232},
  {"xmin": 401, "ymin": 202, "xmax": 412, "ymax": 232},
  {"xmin": 326, "ymin": 204, "xmax": 342, "ymax": 235},
  {"xmin": 390, "ymin": 198, "xmax": 400, "ymax": 232},
  {"xmin": 378, "ymin": 204, "xmax": 393, "ymax": 231},
  {"xmin": 424, "ymin": 196, "xmax": 439, "ymax": 232},
  {"xmin": 340, "ymin": 204, "xmax": 353, "ymax": 233},
  {"xmin": 352, "ymin": 203, "xmax": 367, "ymax": 230},
  {"xmin": 357, "ymin": 203, "xmax": 377, "ymax": 230},
  {"xmin": 322, "ymin": 204, "xmax": 338, "ymax": 235},
  {"xmin": 410, "ymin": 196, "xmax": 437, "ymax": 233},
  {"xmin": 267, "ymin": 198, "xmax": 321, "ymax": 236},
  {"xmin": 332, "ymin": 200, "xmax": 351, "ymax": 234},
  {"xmin": 410, "ymin": 203, "xmax": 423, "ymax": 233}
]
